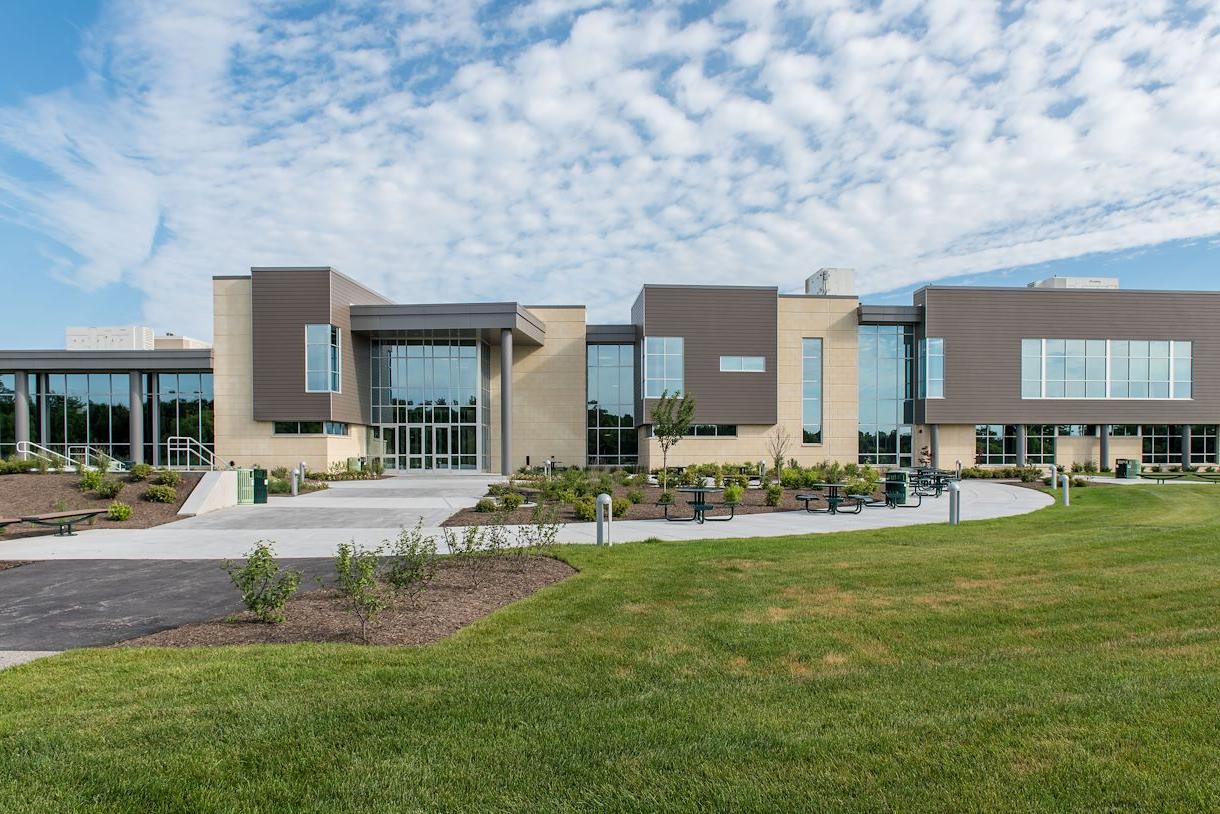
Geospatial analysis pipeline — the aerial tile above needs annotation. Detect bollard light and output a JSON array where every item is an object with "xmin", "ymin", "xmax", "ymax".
[
  {"xmin": 947, "ymin": 481, "xmax": 961, "ymax": 526},
  {"xmin": 291, "ymin": 467, "xmax": 299, "ymax": 497},
  {"xmin": 596, "ymin": 492, "xmax": 613, "ymax": 546},
  {"xmin": 1063, "ymin": 474, "xmax": 1071, "ymax": 507}
]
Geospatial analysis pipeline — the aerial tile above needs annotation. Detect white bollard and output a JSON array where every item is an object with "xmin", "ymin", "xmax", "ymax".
[
  {"xmin": 1063, "ymin": 474, "xmax": 1070, "ymax": 507},
  {"xmin": 596, "ymin": 493, "xmax": 612, "ymax": 546},
  {"xmin": 947, "ymin": 481, "xmax": 961, "ymax": 526},
  {"xmin": 291, "ymin": 467, "xmax": 299, "ymax": 497}
]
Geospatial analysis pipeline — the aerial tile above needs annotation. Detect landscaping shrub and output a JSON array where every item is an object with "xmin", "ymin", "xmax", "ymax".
[
  {"xmin": 0, "ymin": 456, "xmax": 36, "ymax": 475},
  {"xmin": 779, "ymin": 468, "xmax": 803, "ymax": 489},
  {"xmin": 658, "ymin": 490, "xmax": 674, "ymax": 505},
  {"xmin": 765, "ymin": 483, "xmax": 783, "ymax": 506},
  {"xmin": 271, "ymin": 466, "xmax": 291, "ymax": 481},
  {"xmin": 488, "ymin": 482, "xmax": 514, "ymax": 497},
  {"xmin": 573, "ymin": 497, "xmax": 597, "ymax": 522},
  {"xmin": 152, "ymin": 469, "xmax": 182, "ymax": 487},
  {"xmin": 499, "ymin": 492, "xmax": 525, "ymax": 511},
  {"xmin": 474, "ymin": 498, "xmax": 497, "ymax": 513},
  {"xmin": 127, "ymin": 463, "xmax": 154, "ymax": 482},
  {"xmin": 625, "ymin": 488, "xmax": 644, "ymax": 504},
  {"xmin": 612, "ymin": 497, "xmax": 630, "ymax": 518},
  {"xmin": 334, "ymin": 541, "xmax": 387, "ymax": 642},
  {"xmin": 106, "ymin": 501, "xmax": 133, "ymax": 521},
  {"xmin": 519, "ymin": 503, "xmax": 561, "ymax": 557},
  {"xmin": 94, "ymin": 479, "xmax": 123, "ymax": 499},
  {"xmin": 384, "ymin": 521, "xmax": 439, "ymax": 601},
  {"xmin": 223, "ymin": 541, "xmax": 301, "ymax": 624},
  {"xmin": 143, "ymin": 484, "xmax": 177, "ymax": 503},
  {"xmin": 723, "ymin": 483, "xmax": 744, "ymax": 504},
  {"xmin": 78, "ymin": 469, "xmax": 105, "ymax": 492},
  {"xmin": 268, "ymin": 477, "xmax": 290, "ymax": 495}
]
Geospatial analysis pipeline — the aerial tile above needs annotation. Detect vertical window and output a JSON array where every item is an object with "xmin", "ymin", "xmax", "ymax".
[
  {"xmin": 1191, "ymin": 426, "xmax": 1218, "ymax": 465},
  {"xmin": 802, "ymin": 339, "xmax": 822, "ymax": 444},
  {"xmin": 587, "ymin": 344, "xmax": 637, "ymax": 467},
  {"xmin": 306, "ymin": 324, "xmax": 341, "ymax": 393},
  {"xmin": 643, "ymin": 337, "xmax": 683, "ymax": 398},
  {"xmin": 0, "ymin": 373, "xmax": 14, "ymax": 457},
  {"xmin": 1141, "ymin": 425, "xmax": 1182, "ymax": 464},
  {"xmin": 920, "ymin": 338, "xmax": 944, "ymax": 398},
  {"xmin": 858, "ymin": 325, "xmax": 914, "ymax": 466},
  {"xmin": 1026, "ymin": 424, "xmax": 1056, "ymax": 465}
]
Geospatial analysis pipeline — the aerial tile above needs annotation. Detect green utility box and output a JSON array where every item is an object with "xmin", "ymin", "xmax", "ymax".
[
  {"xmin": 886, "ymin": 469, "xmax": 912, "ymax": 506},
  {"xmin": 237, "ymin": 469, "xmax": 254, "ymax": 505},
  {"xmin": 1116, "ymin": 459, "xmax": 1141, "ymax": 480},
  {"xmin": 253, "ymin": 468, "xmax": 269, "ymax": 504}
]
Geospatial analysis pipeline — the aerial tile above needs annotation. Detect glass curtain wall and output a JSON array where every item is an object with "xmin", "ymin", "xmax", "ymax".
[
  {"xmin": 43, "ymin": 373, "xmax": 132, "ymax": 460},
  {"xmin": 858, "ymin": 325, "xmax": 914, "ymax": 466},
  {"xmin": 142, "ymin": 373, "xmax": 216, "ymax": 463},
  {"xmin": 0, "ymin": 374, "xmax": 35, "ymax": 457},
  {"xmin": 370, "ymin": 331, "xmax": 484, "ymax": 471},
  {"xmin": 587, "ymin": 344, "xmax": 637, "ymax": 467}
]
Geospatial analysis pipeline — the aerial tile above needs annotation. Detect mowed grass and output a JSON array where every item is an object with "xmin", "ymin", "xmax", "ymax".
[{"xmin": 2, "ymin": 487, "xmax": 1220, "ymax": 813}]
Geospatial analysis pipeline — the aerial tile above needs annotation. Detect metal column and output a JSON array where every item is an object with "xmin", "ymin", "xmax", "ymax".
[
  {"xmin": 1099, "ymin": 424, "xmax": 1110, "ymax": 472},
  {"xmin": 1016, "ymin": 425, "xmax": 1028, "ymax": 467},
  {"xmin": 129, "ymin": 372, "xmax": 144, "ymax": 464},
  {"xmin": 13, "ymin": 372, "xmax": 29, "ymax": 458},
  {"xmin": 500, "ymin": 328, "xmax": 513, "ymax": 475},
  {"xmin": 1181, "ymin": 425, "xmax": 1192, "ymax": 469},
  {"xmin": 928, "ymin": 424, "xmax": 940, "ymax": 470}
]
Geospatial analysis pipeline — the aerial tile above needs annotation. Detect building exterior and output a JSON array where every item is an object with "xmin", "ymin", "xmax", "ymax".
[{"xmin": 2, "ymin": 267, "xmax": 1218, "ymax": 474}]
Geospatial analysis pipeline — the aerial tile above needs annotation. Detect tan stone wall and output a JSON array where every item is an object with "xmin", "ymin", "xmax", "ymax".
[
  {"xmin": 213, "ymin": 277, "xmax": 362, "ymax": 472},
  {"xmin": 933, "ymin": 424, "xmax": 977, "ymax": 470},
  {"xmin": 490, "ymin": 306, "xmax": 588, "ymax": 472},
  {"xmin": 638, "ymin": 296, "xmax": 860, "ymax": 470},
  {"xmin": 1056, "ymin": 435, "xmax": 1141, "ymax": 470}
]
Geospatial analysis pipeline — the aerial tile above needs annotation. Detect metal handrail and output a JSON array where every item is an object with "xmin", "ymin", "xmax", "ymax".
[
  {"xmin": 66, "ymin": 445, "xmax": 128, "ymax": 472},
  {"xmin": 164, "ymin": 436, "xmax": 217, "ymax": 471},
  {"xmin": 16, "ymin": 441, "xmax": 76, "ymax": 469}
]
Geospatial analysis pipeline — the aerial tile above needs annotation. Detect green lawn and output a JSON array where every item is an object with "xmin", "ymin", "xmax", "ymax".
[{"xmin": 2, "ymin": 487, "xmax": 1219, "ymax": 813}]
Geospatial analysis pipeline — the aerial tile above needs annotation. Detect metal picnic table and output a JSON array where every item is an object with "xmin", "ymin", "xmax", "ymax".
[
  {"xmin": 669, "ymin": 486, "xmax": 733, "ymax": 523},
  {"xmin": 796, "ymin": 483, "xmax": 862, "ymax": 515}
]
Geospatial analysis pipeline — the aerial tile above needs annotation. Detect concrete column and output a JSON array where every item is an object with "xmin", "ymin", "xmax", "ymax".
[
  {"xmin": 13, "ymin": 372, "xmax": 29, "ymax": 458},
  {"xmin": 1181, "ymin": 424, "xmax": 1192, "ymax": 469},
  {"xmin": 1016, "ymin": 424, "xmax": 1028, "ymax": 467},
  {"xmin": 500, "ymin": 328, "xmax": 513, "ymax": 475},
  {"xmin": 129, "ymin": 372, "xmax": 144, "ymax": 464},
  {"xmin": 1099, "ymin": 424, "xmax": 1111, "ymax": 472},
  {"xmin": 928, "ymin": 424, "xmax": 940, "ymax": 469}
]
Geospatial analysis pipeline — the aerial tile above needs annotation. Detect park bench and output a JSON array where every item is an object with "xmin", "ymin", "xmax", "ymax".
[
  {"xmin": 848, "ymin": 492, "xmax": 888, "ymax": 509},
  {"xmin": 1194, "ymin": 473, "xmax": 1220, "ymax": 485},
  {"xmin": 19, "ymin": 509, "xmax": 104, "ymax": 536},
  {"xmin": 1139, "ymin": 472, "xmax": 1186, "ymax": 484}
]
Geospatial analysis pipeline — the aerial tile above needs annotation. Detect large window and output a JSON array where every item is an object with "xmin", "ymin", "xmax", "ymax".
[
  {"xmin": 802, "ymin": 338, "xmax": 823, "ymax": 444},
  {"xmin": 976, "ymin": 424, "xmax": 1019, "ymax": 465},
  {"xmin": 1022, "ymin": 339, "xmax": 1192, "ymax": 399},
  {"xmin": 858, "ymin": 325, "xmax": 914, "ymax": 466},
  {"xmin": 920, "ymin": 338, "xmax": 944, "ymax": 398},
  {"xmin": 647, "ymin": 424, "xmax": 737, "ymax": 438},
  {"xmin": 1191, "ymin": 425, "xmax": 1218, "ymax": 465},
  {"xmin": 587, "ymin": 344, "xmax": 637, "ymax": 467},
  {"xmin": 719, "ymin": 356, "xmax": 765, "ymax": 372},
  {"xmin": 153, "ymin": 373, "xmax": 216, "ymax": 465},
  {"xmin": 643, "ymin": 337, "xmax": 683, "ymax": 398},
  {"xmin": 0, "ymin": 373, "xmax": 32, "ymax": 457},
  {"xmin": 306, "ymin": 324, "xmax": 341, "ymax": 393},
  {"xmin": 1026, "ymin": 424, "xmax": 1056, "ymax": 465},
  {"xmin": 44, "ymin": 373, "xmax": 132, "ymax": 460},
  {"xmin": 1141, "ymin": 425, "xmax": 1182, "ymax": 464},
  {"xmin": 273, "ymin": 421, "xmax": 349, "ymax": 436}
]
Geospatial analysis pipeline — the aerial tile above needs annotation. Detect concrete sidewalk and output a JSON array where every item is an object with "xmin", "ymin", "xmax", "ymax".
[{"xmin": 0, "ymin": 480, "xmax": 1052, "ymax": 560}]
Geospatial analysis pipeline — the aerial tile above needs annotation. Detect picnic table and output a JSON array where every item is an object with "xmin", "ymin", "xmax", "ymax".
[
  {"xmin": 19, "ymin": 509, "xmax": 104, "ymax": 536},
  {"xmin": 665, "ymin": 486, "xmax": 735, "ymax": 523},
  {"xmin": 1139, "ymin": 472, "xmax": 1187, "ymax": 484},
  {"xmin": 796, "ymin": 483, "xmax": 862, "ymax": 515}
]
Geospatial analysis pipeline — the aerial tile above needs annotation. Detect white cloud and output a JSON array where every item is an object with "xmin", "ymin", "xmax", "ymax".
[{"xmin": 0, "ymin": 0, "xmax": 1218, "ymax": 339}]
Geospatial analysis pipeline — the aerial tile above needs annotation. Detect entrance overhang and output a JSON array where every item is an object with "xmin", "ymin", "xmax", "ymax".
[{"xmin": 349, "ymin": 303, "xmax": 545, "ymax": 346}]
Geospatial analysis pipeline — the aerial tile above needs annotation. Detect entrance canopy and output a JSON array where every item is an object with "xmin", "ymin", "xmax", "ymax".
[{"xmin": 349, "ymin": 303, "xmax": 545, "ymax": 346}]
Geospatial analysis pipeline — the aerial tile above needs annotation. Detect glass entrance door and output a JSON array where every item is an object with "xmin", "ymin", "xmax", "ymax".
[
  {"xmin": 433, "ymin": 425, "xmax": 450, "ymax": 470},
  {"xmin": 407, "ymin": 425, "xmax": 425, "ymax": 470}
]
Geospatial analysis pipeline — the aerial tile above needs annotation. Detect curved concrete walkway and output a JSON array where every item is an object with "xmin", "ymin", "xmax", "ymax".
[{"xmin": 0, "ymin": 478, "xmax": 1051, "ymax": 560}]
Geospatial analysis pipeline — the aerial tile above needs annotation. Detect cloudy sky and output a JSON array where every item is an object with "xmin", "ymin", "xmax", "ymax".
[{"xmin": 0, "ymin": 0, "xmax": 1218, "ymax": 344}]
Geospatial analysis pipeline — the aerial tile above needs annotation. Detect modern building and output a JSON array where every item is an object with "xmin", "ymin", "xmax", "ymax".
[{"xmin": 2, "ymin": 267, "xmax": 1218, "ymax": 474}]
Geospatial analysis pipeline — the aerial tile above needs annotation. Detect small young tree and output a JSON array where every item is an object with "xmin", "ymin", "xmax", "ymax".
[
  {"xmin": 767, "ymin": 426, "xmax": 792, "ymax": 482},
  {"xmin": 334, "ymin": 541, "xmax": 387, "ymax": 642},
  {"xmin": 650, "ymin": 389, "xmax": 696, "ymax": 495},
  {"xmin": 224, "ymin": 541, "xmax": 301, "ymax": 624},
  {"xmin": 384, "ymin": 520, "xmax": 439, "ymax": 604}
]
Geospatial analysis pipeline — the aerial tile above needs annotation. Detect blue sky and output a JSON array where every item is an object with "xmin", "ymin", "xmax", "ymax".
[{"xmin": 1, "ymin": 0, "xmax": 1218, "ymax": 348}]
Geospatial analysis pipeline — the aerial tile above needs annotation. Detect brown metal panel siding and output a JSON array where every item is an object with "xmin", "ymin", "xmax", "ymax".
[
  {"xmin": 329, "ymin": 274, "xmax": 389, "ymax": 425},
  {"xmin": 923, "ymin": 288, "xmax": 1220, "ymax": 424},
  {"xmin": 641, "ymin": 286, "xmax": 778, "ymax": 425},
  {"xmin": 251, "ymin": 269, "xmax": 332, "ymax": 421}
]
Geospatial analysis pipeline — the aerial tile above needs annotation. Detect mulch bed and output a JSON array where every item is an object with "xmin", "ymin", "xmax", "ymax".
[
  {"xmin": 0, "ymin": 472, "xmax": 203, "ymax": 540},
  {"xmin": 443, "ymin": 482, "xmax": 886, "ymax": 526},
  {"xmin": 118, "ymin": 555, "xmax": 576, "ymax": 647}
]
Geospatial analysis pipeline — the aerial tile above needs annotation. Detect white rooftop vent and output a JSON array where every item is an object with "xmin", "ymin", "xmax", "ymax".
[
  {"xmin": 1028, "ymin": 276, "xmax": 1120, "ymax": 290},
  {"xmin": 805, "ymin": 267, "xmax": 856, "ymax": 296}
]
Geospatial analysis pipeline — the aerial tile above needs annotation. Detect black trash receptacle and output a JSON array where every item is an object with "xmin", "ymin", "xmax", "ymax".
[
  {"xmin": 253, "ymin": 468, "xmax": 269, "ymax": 504},
  {"xmin": 886, "ymin": 469, "xmax": 911, "ymax": 506}
]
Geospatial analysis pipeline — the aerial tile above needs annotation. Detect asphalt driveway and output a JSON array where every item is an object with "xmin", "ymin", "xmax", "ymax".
[{"xmin": 0, "ymin": 559, "xmax": 334, "ymax": 650}]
